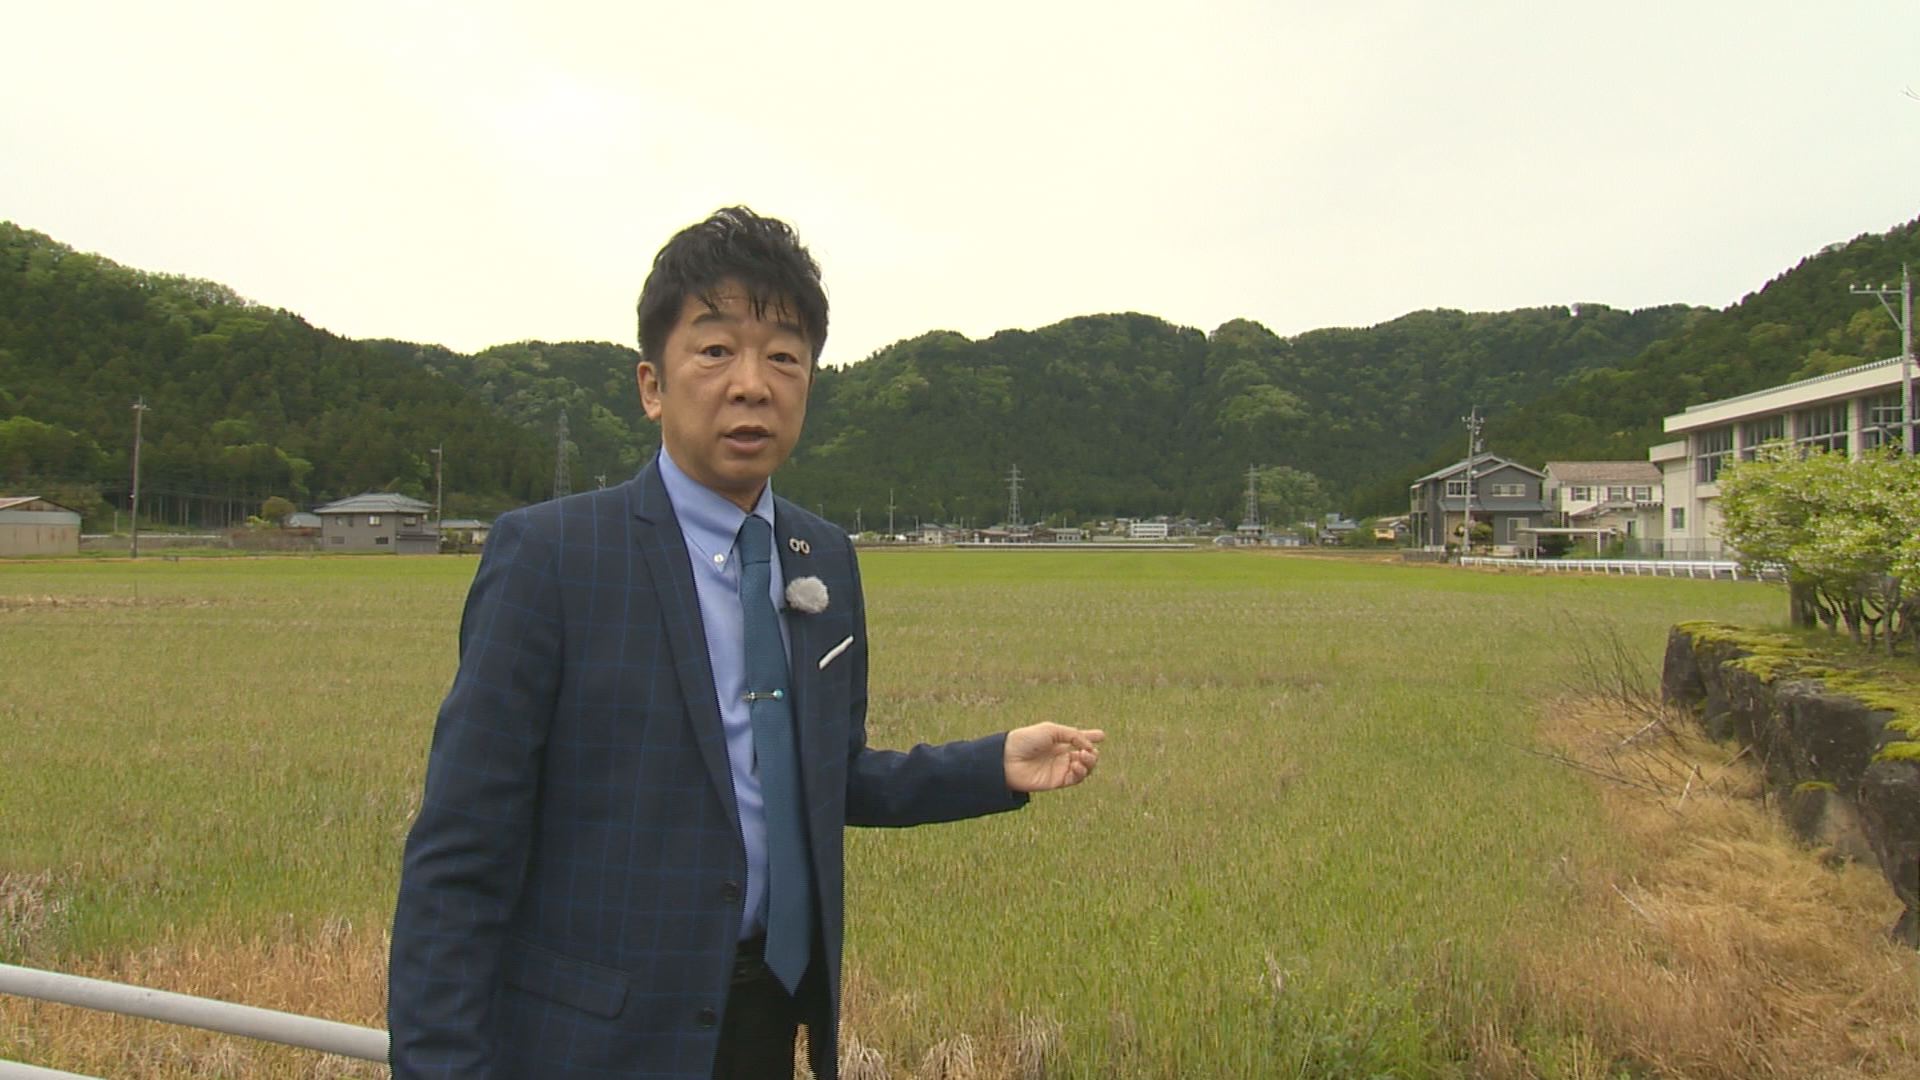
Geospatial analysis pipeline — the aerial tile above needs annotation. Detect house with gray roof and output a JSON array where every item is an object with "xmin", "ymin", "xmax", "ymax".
[
  {"xmin": 314, "ymin": 493, "xmax": 438, "ymax": 554},
  {"xmin": 438, "ymin": 518, "xmax": 490, "ymax": 551},
  {"xmin": 1407, "ymin": 454, "xmax": 1550, "ymax": 550}
]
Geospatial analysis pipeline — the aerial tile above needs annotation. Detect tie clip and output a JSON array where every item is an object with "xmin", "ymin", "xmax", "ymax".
[{"xmin": 745, "ymin": 690, "xmax": 785, "ymax": 702}]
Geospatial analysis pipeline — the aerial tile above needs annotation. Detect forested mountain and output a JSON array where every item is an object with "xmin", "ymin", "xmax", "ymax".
[
  {"xmin": 0, "ymin": 223, "xmax": 551, "ymax": 526},
  {"xmin": 3, "ymin": 214, "xmax": 1913, "ymax": 531},
  {"xmin": 1487, "ymin": 218, "xmax": 1920, "ymax": 471},
  {"xmin": 775, "ymin": 304, "xmax": 1692, "ymax": 524},
  {"xmin": 366, "ymin": 338, "xmax": 657, "ymax": 489}
]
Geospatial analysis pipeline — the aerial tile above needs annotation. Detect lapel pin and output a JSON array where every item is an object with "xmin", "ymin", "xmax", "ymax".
[{"xmin": 788, "ymin": 537, "xmax": 811, "ymax": 556}]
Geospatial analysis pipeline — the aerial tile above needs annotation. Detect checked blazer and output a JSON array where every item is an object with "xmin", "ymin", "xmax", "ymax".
[{"xmin": 388, "ymin": 458, "xmax": 1026, "ymax": 1080}]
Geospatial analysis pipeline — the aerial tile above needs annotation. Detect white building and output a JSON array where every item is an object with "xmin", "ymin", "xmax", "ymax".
[
  {"xmin": 1541, "ymin": 462, "xmax": 1663, "ymax": 549},
  {"xmin": 1654, "ymin": 355, "xmax": 1912, "ymax": 557}
]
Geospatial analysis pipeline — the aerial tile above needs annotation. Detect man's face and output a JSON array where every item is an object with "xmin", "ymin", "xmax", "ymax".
[{"xmin": 638, "ymin": 282, "xmax": 813, "ymax": 511}]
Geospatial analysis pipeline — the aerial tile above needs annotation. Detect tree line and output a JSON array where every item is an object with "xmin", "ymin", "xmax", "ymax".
[{"xmin": 5, "ymin": 214, "xmax": 1915, "ymax": 531}]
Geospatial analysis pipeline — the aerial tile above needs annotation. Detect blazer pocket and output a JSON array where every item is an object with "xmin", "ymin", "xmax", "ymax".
[{"xmin": 501, "ymin": 937, "xmax": 629, "ymax": 1019}]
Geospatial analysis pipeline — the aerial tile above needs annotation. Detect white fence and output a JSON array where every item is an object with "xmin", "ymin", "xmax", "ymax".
[{"xmin": 1456, "ymin": 556, "xmax": 1778, "ymax": 581}]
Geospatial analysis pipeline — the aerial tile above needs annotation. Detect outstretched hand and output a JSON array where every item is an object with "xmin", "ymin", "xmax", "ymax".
[{"xmin": 1004, "ymin": 722, "xmax": 1106, "ymax": 793}]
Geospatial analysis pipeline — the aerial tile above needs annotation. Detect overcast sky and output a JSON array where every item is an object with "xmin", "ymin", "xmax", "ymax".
[{"xmin": 5, "ymin": 1, "xmax": 1916, "ymax": 366}]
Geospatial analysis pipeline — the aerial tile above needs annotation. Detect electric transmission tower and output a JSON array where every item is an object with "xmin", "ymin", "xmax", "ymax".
[
  {"xmin": 1242, "ymin": 463, "xmax": 1260, "ymax": 530},
  {"xmin": 1005, "ymin": 464, "xmax": 1023, "ymax": 527}
]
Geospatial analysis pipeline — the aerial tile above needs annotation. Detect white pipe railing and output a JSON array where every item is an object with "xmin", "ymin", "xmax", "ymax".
[
  {"xmin": 0, "ymin": 962, "xmax": 387, "ymax": 1075},
  {"xmin": 1456, "ymin": 556, "xmax": 1779, "ymax": 580},
  {"xmin": 0, "ymin": 1062, "xmax": 99, "ymax": 1080}
]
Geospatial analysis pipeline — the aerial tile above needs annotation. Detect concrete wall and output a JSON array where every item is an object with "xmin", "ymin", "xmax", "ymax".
[{"xmin": 0, "ymin": 522, "xmax": 80, "ymax": 556}]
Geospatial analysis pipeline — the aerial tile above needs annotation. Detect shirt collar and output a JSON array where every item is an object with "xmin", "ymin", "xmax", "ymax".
[{"xmin": 657, "ymin": 447, "xmax": 775, "ymax": 559}]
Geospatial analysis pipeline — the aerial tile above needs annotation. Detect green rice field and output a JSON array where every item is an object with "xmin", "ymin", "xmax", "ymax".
[{"xmin": 0, "ymin": 550, "xmax": 1786, "ymax": 1076}]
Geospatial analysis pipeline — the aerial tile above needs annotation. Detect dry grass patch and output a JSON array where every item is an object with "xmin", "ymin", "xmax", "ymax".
[
  {"xmin": 1, "ymin": 870, "xmax": 70, "ymax": 956},
  {"xmin": 831, "ymin": 966, "xmax": 1064, "ymax": 1079},
  {"xmin": 1509, "ymin": 698, "xmax": 1920, "ymax": 1079},
  {"xmin": 0, "ymin": 919, "xmax": 386, "ymax": 1079}
]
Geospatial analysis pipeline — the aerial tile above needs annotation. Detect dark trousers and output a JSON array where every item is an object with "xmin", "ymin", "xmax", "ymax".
[{"xmin": 713, "ymin": 936, "xmax": 815, "ymax": 1080}]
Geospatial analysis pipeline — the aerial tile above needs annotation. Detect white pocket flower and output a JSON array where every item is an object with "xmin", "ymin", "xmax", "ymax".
[{"xmin": 784, "ymin": 576, "xmax": 829, "ymax": 614}]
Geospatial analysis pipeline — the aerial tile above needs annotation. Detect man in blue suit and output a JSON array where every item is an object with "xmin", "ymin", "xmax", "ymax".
[{"xmin": 388, "ymin": 207, "xmax": 1105, "ymax": 1079}]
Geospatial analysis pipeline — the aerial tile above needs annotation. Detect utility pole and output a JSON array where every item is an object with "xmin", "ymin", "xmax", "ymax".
[
  {"xmin": 887, "ymin": 489, "xmax": 896, "ymax": 537},
  {"xmin": 553, "ymin": 411, "xmax": 572, "ymax": 500},
  {"xmin": 129, "ymin": 398, "xmax": 150, "ymax": 559},
  {"xmin": 1458, "ymin": 406, "xmax": 1484, "ymax": 553},
  {"xmin": 1850, "ymin": 264, "xmax": 1914, "ymax": 454},
  {"xmin": 1006, "ymin": 464, "xmax": 1022, "ymax": 528},
  {"xmin": 429, "ymin": 445, "xmax": 443, "ymax": 526}
]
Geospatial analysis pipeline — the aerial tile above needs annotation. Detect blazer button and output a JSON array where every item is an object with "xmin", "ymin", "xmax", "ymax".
[
  {"xmin": 697, "ymin": 1006, "xmax": 718, "ymax": 1028},
  {"xmin": 721, "ymin": 881, "xmax": 742, "ymax": 903}
]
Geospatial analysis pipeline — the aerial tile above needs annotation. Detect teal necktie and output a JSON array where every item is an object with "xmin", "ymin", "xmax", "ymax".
[{"xmin": 737, "ymin": 515, "xmax": 813, "ymax": 994}]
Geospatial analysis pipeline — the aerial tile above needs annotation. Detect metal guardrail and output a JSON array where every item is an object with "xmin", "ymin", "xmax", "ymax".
[
  {"xmin": 1456, "ymin": 556, "xmax": 1777, "ymax": 580},
  {"xmin": 0, "ymin": 962, "xmax": 387, "ymax": 1077},
  {"xmin": 0, "ymin": 1062, "xmax": 98, "ymax": 1080}
]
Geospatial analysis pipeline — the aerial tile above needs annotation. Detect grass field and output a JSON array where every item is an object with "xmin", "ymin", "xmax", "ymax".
[{"xmin": 0, "ymin": 550, "xmax": 1909, "ymax": 1077}]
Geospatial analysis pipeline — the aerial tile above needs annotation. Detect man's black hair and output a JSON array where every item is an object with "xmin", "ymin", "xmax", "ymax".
[{"xmin": 636, "ymin": 206, "xmax": 829, "ymax": 376}]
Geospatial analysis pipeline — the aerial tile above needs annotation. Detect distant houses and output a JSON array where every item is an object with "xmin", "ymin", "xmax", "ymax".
[
  {"xmin": 1397, "ymin": 352, "xmax": 1912, "ymax": 562},
  {"xmin": 313, "ymin": 493, "xmax": 438, "ymax": 554},
  {"xmin": 438, "ymin": 518, "xmax": 491, "ymax": 548}
]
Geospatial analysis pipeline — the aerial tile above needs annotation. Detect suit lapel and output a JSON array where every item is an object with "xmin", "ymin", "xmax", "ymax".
[{"xmin": 629, "ymin": 460, "xmax": 739, "ymax": 829}]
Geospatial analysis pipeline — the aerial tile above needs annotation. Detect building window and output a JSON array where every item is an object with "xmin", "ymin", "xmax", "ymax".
[
  {"xmin": 375, "ymin": 536, "xmax": 390, "ymax": 545},
  {"xmin": 1795, "ymin": 403, "xmax": 1848, "ymax": 455},
  {"xmin": 1696, "ymin": 427, "xmax": 1734, "ymax": 482},
  {"xmin": 1671, "ymin": 507, "xmax": 1686, "ymax": 530},
  {"xmin": 1606, "ymin": 486, "xmax": 1628, "ymax": 502},
  {"xmin": 404, "ymin": 516, "xmax": 419, "ymax": 526},
  {"xmin": 330, "ymin": 535, "xmax": 345, "ymax": 545},
  {"xmin": 1507, "ymin": 517, "xmax": 1527, "ymax": 542},
  {"xmin": 1568, "ymin": 485, "xmax": 1591, "ymax": 502},
  {"xmin": 369, "ymin": 515, "xmax": 382, "ymax": 526},
  {"xmin": 1490, "ymin": 482, "xmax": 1525, "ymax": 498},
  {"xmin": 1862, "ymin": 392, "xmax": 1905, "ymax": 451},
  {"xmin": 1445, "ymin": 479, "xmax": 1469, "ymax": 497},
  {"xmin": 1631, "ymin": 486, "xmax": 1652, "ymax": 502},
  {"xmin": 1741, "ymin": 414, "xmax": 1786, "ymax": 459}
]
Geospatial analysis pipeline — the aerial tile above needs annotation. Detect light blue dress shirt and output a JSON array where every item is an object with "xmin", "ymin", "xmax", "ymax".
[{"xmin": 656, "ymin": 448, "xmax": 789, "ymax": 941}]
